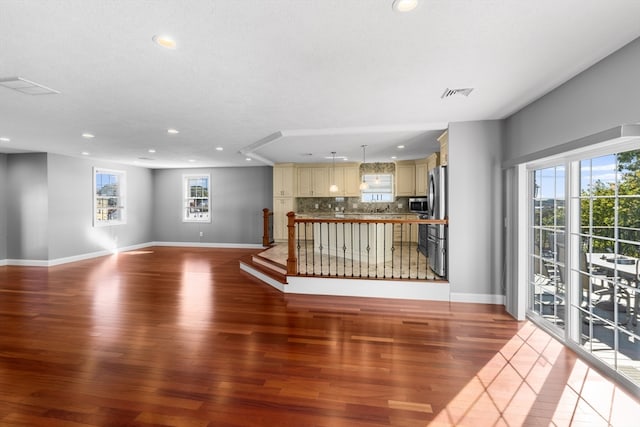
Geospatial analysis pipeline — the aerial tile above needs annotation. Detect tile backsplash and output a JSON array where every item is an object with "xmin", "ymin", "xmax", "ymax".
[{"xmin": 297, "ymin": 197, "xmax": 411, "ymax": 214}]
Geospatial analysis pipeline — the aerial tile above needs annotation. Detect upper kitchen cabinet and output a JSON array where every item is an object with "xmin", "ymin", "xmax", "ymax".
[
  {"xmin": 273, "ymin": 164, "xmax": 295, "ymax": 197},
  {"xmin": 297, "ymin": 166, "xmax": 329, "ymax": 197},
  {"xmin": 427, "ymin": 152, "xmax": 440, "ymax": 172},
  {"xmin": 438, "ymin": 130, "xmax": 449, "ymax": 166},
  {"xmin": 415, "ymin": 158, "xmax": 428, "ymax": 196},
  {"xmin": 395, "ymin": 161, "xmax": 416, "ymax": 197},
  {"xmin": 332, "ymin": 164, "xmax": 360, "ymax": 197}
]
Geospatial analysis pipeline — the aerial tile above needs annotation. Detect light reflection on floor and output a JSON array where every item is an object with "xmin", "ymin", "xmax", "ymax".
[{"xmin": 429, "ymin": 321, "xmax": 640, "ymax": 426}]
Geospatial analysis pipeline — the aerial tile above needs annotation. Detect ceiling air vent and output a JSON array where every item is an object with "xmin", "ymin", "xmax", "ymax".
[
  {"xmin": 0, "ymin": 76, "xmax": 60, "ymax": 95},
  {"xmin": 441, "ymin": 87, "xmax": 474, "ymax": 99}
]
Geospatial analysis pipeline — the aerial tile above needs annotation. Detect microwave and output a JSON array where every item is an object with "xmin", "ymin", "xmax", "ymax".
[{"xmin": 409, "ymin": 197, "xmax": 429, "ymax": 213}]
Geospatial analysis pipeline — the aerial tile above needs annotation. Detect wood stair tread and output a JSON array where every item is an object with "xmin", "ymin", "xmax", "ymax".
[{"xmin": 239, "ymin": 254, "xmax": 288, "ymax": 284}]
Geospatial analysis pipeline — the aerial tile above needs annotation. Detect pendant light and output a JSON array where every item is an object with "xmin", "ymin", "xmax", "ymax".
[
  {"xmin": 329, "ymin": 151, "xmax": 339, "ymax": 193},
  {"xmin": 359, "ymin": 145, "xmax": 369, "ymax": 190}
]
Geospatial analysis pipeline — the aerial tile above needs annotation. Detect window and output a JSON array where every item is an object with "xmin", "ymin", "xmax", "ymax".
[
  {"xmin": 527, "ymin": 147, "xmax": 640, "ymax": 390},
  {"xmin": 94, "ymin": 168, "xmax": 126, "ymax": 226},
  {"xmin": 183, "ymin": 174, "xmax": 210, "ymax": 222},
  {"xmin": 361, "ymin": 174, "xmax": 394, "ymax": 203}
]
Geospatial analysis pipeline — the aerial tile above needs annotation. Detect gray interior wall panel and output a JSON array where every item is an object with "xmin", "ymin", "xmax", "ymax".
[
  {"xmin": 6, "ymin": 153, "xmax": 49, "ymax": 260},
  {"xmin": 153, "ymin": 166, "xmax": 273, "ymax": 244},
  {"xmin": 505, "ymin": 36, "xmax": 640, "ymax": 163},
  {"xmin": 0, "ymin": 154, "xmax": 7, "ymax": 260},
  {"xmin": 448, "ymin": 120, "xmax": 504, "ymax": 297},
  {"xmin": 47, "ymin": 154, "xmax": 154, "ymax": 260}
]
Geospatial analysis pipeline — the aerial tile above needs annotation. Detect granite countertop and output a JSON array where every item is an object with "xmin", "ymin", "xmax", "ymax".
[{"xmin": 297, "ymin": 212, "xmax": 414, "ymax": 219}]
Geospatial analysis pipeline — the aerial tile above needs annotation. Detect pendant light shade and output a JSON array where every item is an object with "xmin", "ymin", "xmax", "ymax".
[
  {"xmin": 329, "ymin": 151, "xmax": 339, "ymax": 193},
  {"xmin": 359, "ymin": 145, "xmax": 369, "ymax": 190}
]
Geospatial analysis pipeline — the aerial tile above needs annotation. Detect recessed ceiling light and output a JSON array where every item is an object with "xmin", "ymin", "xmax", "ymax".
[
  {"xmin": 81, "ymin": 151, "xmax": 90, "ymax": 156},
  {"xmin": 152, "ymin": 35, "xmax": 177, "ymax": 50},
  {"xmin": 148, "ymin": 149, "xmax": 156, "ymax": 153},
  {"xmin": 188, "ymin": 159, "xmax": 196, "ymax": 163},
  {"xmin": 246, "ymin": 158, "xmax": 252, "ymax": 161},
  {"xmin": 0, "ymin": 137, "xmax": 10, "ymax": 142},
  {"xmin": 397, "ymin": 145, "xmax": 405, "ymax": 149},
  {"xmin": 391, "ymin": 156, "xmax": 397, "ymax": 159},
  {"xmin": 82, "ymin": 133, "xmax": 95, "ymax": 139},
  {"xmin": 392, "ymin": 0, "xmax": 419, "ymax": 12},
  {"xmin": 215, "ymin": 147, "xmax": 224, "ymax": 151},
  {"xmin": 167, "ymin": 128, "xmax": 179, "ymax": 134}
]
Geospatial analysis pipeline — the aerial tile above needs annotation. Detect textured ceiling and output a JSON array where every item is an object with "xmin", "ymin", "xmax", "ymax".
[{"xmin": 1, "ymin": 0, "xmax": 640, "ymax": 168}]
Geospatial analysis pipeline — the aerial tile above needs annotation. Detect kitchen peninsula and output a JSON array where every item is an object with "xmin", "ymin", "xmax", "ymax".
[{"xmin": 298, "ymin": 213, "xmax": 398, "ymax": 260}]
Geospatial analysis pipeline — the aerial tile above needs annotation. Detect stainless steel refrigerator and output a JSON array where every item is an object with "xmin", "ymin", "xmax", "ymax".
[{"xmin": 427, "ymin": 166, "xmax": 447, "ymax": 278}]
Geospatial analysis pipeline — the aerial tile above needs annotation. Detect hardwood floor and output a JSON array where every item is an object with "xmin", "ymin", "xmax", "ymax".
[{"xmin": 1, "ymin": 246, "xmax": 639, "ymax": 426}]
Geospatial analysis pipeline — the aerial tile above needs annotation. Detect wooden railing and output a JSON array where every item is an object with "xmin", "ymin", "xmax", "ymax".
[
  {"xmin": 286, "ymin": 211, "xmax": 448, "ymax": 280},
  {"xmin": 262, "ymin": 208, "xmax": 274, "ymax": 247}
]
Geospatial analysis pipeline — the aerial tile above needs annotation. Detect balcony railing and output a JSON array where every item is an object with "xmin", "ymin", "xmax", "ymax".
[{"xmin": 284, "ymin": 212, "xmax": 448, "ymax": 280}]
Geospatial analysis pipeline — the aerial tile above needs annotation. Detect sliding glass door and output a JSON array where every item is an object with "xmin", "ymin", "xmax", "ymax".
[
  {"xmin": 528, "ymin": 148, "xmax": 640, "ymax": 389},
  {"xmin": 530, "ymin": 165, "xmax": 566, "ymax": 330}
]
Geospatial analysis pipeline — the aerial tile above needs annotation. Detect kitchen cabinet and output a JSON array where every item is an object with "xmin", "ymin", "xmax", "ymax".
[
  {"xmin": 314, "ymin": 222, "xmax": 393, "ymax": 260},
  {"xmin": 438, "ymin": 130, "xmax": 448, "ymax": 166},
  {"xmin": 273, "ymin": 197, "xmax": 294, "ymax": 241},
  {"xmin": 332, "ymin": 165, "xmax": 360, "ymax": 197},
  {"xmin": 393, "ymin": 214, "xmax": 419, "ymax": 243},
  {"xmin": 395, "ymin": 161, "xmax": 415, "ymax": 197},
  {"xmin": 426, "ymin": 152, "xmax": 439, "ymax": 171},
  {"xmin": 273, "ymin": 164, "xmax": 295, "ymax": 197},
  {"xmin": 415, "ymin": 159, "xmax": 428, "ymax": 196},
  {"xmin": 297, "ymin": 166, "xmax": 329, "ymax": 197}
]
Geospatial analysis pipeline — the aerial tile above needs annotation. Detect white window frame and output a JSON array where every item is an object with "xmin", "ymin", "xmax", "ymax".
[
  {"xmin": 93, "ymin": 167, "xmax": 126, "ymax": 227},
  {"xmin": 183, "ymin": 174, "xmax": 211, "ymax": 223},
  {"xmin": 360, "ymin": 173, "xmax": 394, "ymax": 203}
]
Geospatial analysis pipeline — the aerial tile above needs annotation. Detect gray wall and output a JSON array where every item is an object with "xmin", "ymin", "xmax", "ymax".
[
  {"xmin": 6, "ymin": 153, "xmax": 49, "ymax": 260},
  {"xmin": 0, "ymin": 154, "xmax": 7, "ymax": 260},
  {"xmin": 505, "ymin": 36, "xmax": 640, "ymax": 162},
  {"xmin": 502, "ymin": 36, "xmax": 640, "ymax": 317},
  {"xmin": 448, "ymin": 121, "xmax": 504, "ymax": 299},
  {"xmin": 47, "ymin": 154, "xmax": 153, "ymax": 259},
  {"xmin": 153, "ymin": 166, "xmax": 273, "ymax": 244}
]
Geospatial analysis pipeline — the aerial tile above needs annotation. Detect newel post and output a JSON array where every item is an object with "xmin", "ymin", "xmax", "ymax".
[
  {"xmin": 286, "ymin": 211, "xmax": 297, "ymax": 275},
  {"xmin": 262, "ymin": 208, "xmax": 270, "ymax": 246}
]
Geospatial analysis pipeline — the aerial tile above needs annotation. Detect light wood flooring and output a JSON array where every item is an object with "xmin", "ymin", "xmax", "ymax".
[
  {"xmin": 1, "ymin": 246, "xmax": 639, "ymax": 426},
  {"xmin": 261, "ymin": 241, "xmax": 440, "ymax": 280}
]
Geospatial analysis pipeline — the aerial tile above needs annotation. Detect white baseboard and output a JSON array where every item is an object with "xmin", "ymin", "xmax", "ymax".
[
  {"xmin": 3, "ymin": 241, "xmax": 263, "ymax": 267},
  {"xmin": 152, "ymin": 241, "xmax": 264, "ymax": 249},
  {"xmin": 49, "ymin": 242, "xmax": 156, "ymax": 266},
  {"xmin": 5, "ymin": 259, "xmax": 51, "ymax": 267},
  {"xmin": 285, "ymin": 276, "xmax": 451, "ymax": 301},
  {"xmin": 242, "ymin": 267, "xmax": 505, "ymax": 305},
  {"xmin": 450, "ymin": 292, "xmax": 506, "ymax": 305},
  {"xmin": 0, "ymin": 259, "xmax": 7, "ymax": 267}
]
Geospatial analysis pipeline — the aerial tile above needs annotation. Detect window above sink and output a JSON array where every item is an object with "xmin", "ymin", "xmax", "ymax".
[{"xmin": 361, "ymin": 173, "xmax": 394, "ymax": 203}]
